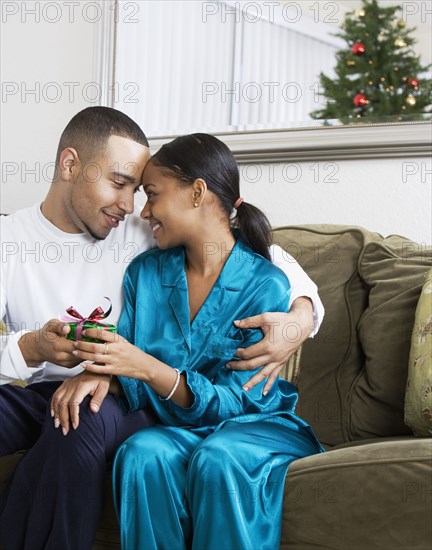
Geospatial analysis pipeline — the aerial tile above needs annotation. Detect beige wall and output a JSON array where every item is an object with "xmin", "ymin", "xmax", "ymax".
[{"xmin": 1, "ymin": 3, "xmax": 96, "ymax": 212}]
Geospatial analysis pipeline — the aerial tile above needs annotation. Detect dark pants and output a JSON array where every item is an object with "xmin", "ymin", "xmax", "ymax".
[{"xmin": 0, "ymin": 382, "xmax": 155, "ymax": 550}]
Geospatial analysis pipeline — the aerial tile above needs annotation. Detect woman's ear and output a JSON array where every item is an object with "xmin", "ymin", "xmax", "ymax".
[
  {"xmin": 192, "ymin": 178, "xmax": 207, "ymax": 207},
  {"xmin": 57, "ymin": 147, "xmax": 80, "ymax": 182}
]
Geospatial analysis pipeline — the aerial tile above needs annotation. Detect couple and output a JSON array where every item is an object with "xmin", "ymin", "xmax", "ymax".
[{"xmin": 0, "ymin": 107, "xmax": 324, "ymax": 549}]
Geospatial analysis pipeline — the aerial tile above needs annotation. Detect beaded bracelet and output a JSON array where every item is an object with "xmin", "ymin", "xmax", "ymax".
[{"xmin": 161, "ymin": 368, "xmax": 181, "ymax": 401}]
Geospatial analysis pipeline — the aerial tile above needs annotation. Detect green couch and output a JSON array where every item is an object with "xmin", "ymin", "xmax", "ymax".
[{"xmin": 1, "ymin": 225, "xmax": 431, "ymax": 549}]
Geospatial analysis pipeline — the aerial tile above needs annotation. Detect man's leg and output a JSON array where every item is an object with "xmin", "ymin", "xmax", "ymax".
[
  {"xmin": 0, "ymin": 394, "xmax": 155, "ymax": 550},
  {"xmin": 0, "ymin": 382, "xmax": 61, "ymax": 456}
]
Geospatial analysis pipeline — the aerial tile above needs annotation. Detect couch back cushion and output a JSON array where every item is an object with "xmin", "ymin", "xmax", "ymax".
[
  {"xmin": 353, "ymin": 237, "xmax": 432, "ymax": 439},
  {"xmin": 272, "ymin": 225, "xmax": 382, "ymax": 446}
]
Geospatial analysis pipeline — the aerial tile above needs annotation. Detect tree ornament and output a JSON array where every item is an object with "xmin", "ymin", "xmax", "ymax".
[
  {"xmin": 407, "ymin": 77, "xmax": 419, "ymax": 89},
  {"xmin": 406, "ymin": 95, "xmax": 417, "ymax": 106},
  {"xmin": 347, "ymin": 60, "xmax": 356, "ymax": 66},
  {"xmin": 352, "ymin": 42, "xmax": 366, "ymax": 55},
  {"xmin": 397, "ymin": 19, "xmax": 406, "ymax": 28},
  {"xmin": 353, "ymin": 93, "xmax": 369, "ymax": 107},
  {"xmin": 355, "ymin": 8, "xmax": 366, "ymax": 18},
  {"xmin": 394, "ymin": 38, "xmax": 407, "ymax": 48}
]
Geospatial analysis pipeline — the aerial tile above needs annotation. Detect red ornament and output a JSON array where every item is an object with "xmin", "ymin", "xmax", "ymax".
[
  {"xmin": 407, "ymin": 77, "xmax": 419, "ymax": 89},
  {"xmin": 353, "ymin": 93, "xmax": 369, "ymax": 107},
  {"xmin": 352, "ymin": 42, "xmax": 366, "ymax": 55}
]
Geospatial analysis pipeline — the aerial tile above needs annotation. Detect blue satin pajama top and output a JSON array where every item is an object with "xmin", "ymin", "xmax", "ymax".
[{"xmin": 117, "ymin": 238, "xmax": 318, "ymax": 443}]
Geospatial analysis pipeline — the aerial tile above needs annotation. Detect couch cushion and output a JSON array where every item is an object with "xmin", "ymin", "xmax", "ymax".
[
  {"xmin": 405, "ymin": 268, "xmax": 432, "ymax": 436},
  {"xmin": 280, "ymin": 437, "xmax": 432, "ymax": 550},
  {"xmin": 352, "ymin": 237, "xmax": 432, "ymax": 439},
  {"xmin": 272, "ymin": 225, "xmax": 382, "ymax": 446}
]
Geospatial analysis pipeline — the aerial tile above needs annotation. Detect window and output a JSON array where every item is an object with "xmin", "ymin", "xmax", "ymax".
[{"xmin": 114, "ymin": 0, "xmax": 339, "ymax": 137}]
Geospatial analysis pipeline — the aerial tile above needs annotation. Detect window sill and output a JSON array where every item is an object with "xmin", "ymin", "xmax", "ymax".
[{"xmin": 148, "ymin": 121, "xmax": 432, "ymax": 164}]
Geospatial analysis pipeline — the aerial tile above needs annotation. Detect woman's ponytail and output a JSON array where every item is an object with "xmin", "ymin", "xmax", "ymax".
[{"xmin": 234, "ymin": 201, "xmax": 272, "ymax": 261}]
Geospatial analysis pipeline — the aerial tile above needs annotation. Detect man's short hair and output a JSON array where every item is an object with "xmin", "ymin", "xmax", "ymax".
[{"xmin": 55, "ymin": 107, "xmax": 148, "ymax": 165}]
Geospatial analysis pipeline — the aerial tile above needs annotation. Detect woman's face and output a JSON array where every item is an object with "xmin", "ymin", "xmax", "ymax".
[{"xmin": 141, "ymin": 161, "xmax": 196, "ymax": 249}]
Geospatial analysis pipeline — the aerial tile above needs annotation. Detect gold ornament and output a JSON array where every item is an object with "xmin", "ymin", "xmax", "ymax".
[
  {"xmin": 394, "ymin": 38, "xmax": 407, "ymax": 48},
  {"xmin": 397, "ymin": 19, "xmax": 406, "ymax": 28},
  {"xmin": 402, "ymin": 105, "xmax": 406, "ymax": 110},
  {"xmin": 406, "ymin": 95, "xmax": 416, "ymax": 106},
  {"xmin": 369, "ymin": 81, "xmax": 373, "ymax": 85},
  {"xmin": 355, "ymin": 8, "xmax": 366, "ymax": 17},
  {"xmin": 380, "ymin": 76, "xmax": 386, "ymax": 82},
  {"xmin": 368, "ymin": 60, "xmax": 373, "ymax": 65},
  {"xmin": 386, "ymin": 88, "xmax": 390, "ymax": 92},
  {"xmin": 347, "ymin": 60, "xmax": 356, "ymax": 66},
  {"xmin": 394, "ymin": 67, "xmax": 399, "ymax": 72}
]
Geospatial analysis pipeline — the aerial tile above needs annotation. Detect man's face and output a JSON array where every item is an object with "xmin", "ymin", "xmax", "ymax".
[{"xmin": 67, "ymin": 135, "xmax": 150, "ymax": 240}]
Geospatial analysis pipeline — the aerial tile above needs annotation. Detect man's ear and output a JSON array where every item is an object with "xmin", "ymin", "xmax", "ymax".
[
  {"xmin": 58, "ymin": 148, "xmax": 80, "ymax": 182},
  {"xmin": 192, "ymin": 178, "xmax": 207, "ymax": 207}
]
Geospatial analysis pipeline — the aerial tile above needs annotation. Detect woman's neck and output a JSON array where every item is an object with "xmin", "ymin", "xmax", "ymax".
[{"xmin": 184, "ymin": 226, "xmax": 236, "ymax": 278}]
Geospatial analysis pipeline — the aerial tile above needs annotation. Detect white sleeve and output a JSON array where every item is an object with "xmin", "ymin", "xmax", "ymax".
[
  {"xmin": 0, "ymin": 270, "xmax": 45, "ymax": 383},
  {"xmin": 0, "ymin": 329, "xmax": 45, "ymax": 385},
  {"xmin": 269, "ymin": 244, "xmax": 325, "ymax": 337}
]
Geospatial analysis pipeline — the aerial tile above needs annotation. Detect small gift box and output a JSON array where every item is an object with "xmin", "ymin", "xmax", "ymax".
[{"xmin": 62, "ymin": 297, "xmax": 117, "ymax": 343}]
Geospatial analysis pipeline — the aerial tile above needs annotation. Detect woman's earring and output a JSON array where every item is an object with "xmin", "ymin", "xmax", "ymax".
[{"xmin": 194, "ymin": 202, "xmax": 199, "ymax": 207}]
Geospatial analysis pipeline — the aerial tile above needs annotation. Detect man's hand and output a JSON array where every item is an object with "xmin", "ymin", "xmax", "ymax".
[
  {"xmin": 227, "ymin": 297, "xmax": 314, "ymax": 394},
  {"xmin": 18, "ymin": 319, "xmax": 79, "ymax": 369},
  {"xmin": 50, "ymin": 371, "xmax": 112, "ymax": 435}
]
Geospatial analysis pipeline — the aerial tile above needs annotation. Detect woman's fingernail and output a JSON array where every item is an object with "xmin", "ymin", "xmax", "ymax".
[
  {"xmin": 62, "ymin": 427, "xmax": 68, "ymax": 436},
  {"xmin": 50, "ymin": 408, "xmax": 54, "ymax": 418},
  {"xmin": 72, "ymin": 422, "xmax": 78, "ymax": 430},
  {"xmin": 243, "ymin": 386, "xmax": 250, "ymax": 392},
  {"xmin": 72, "ymin": 350, "xmax": 78, "ymax": 356},
  {"xmin": 54, "ymin": 418, "xmax": 60, "ymax": 428},
  {"xmin": 263, "ymin": 390, "xmax": 268, "ymax": 396},
  {"xmin": 226, "ymin": 363, "xmax": 232, "ymax": 369},
  {"xmin": 91, "ymin": 403, "xmax": 99, "ymax": 412}
]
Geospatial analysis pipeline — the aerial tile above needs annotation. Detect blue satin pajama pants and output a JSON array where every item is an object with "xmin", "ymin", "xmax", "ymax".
[{"xmin": 113, "ymin": 419, "xmax": 322, "ymax": 550}]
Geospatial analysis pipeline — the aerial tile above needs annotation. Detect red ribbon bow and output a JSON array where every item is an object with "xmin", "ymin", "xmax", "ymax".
[{"xmin": 61, "ymin": 296, "xmax": 112, "ymax": 340}]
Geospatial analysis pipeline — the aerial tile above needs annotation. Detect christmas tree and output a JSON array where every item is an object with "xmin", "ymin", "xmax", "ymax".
[{"xmin": 310, "ymin": 0, "xmax": 431, "ymax": 123}]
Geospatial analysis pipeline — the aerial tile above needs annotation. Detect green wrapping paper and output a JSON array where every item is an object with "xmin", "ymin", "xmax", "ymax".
[{"xmin": 65, "ymin": 322, "xmax": 117, "ymax": 343}]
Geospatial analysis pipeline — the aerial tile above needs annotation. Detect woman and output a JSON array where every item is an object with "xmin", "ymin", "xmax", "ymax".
[{"xmin": 73, "ymin": 134, "xmax": 324, "ymax": 549}]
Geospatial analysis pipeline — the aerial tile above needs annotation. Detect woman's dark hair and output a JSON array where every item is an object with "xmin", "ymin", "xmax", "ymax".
[{"xmin": 151, "ymin": 133, "xmax": 272, "ymax": 260}]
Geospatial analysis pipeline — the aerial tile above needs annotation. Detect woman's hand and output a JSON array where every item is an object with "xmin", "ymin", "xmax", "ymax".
[
  {"xmin": 72, "ymin": 328, "xmax": 148, "ymax": 380},
  {"xmin": 51, "ymin": 371, "xmax": 112, "ymax": 435}
]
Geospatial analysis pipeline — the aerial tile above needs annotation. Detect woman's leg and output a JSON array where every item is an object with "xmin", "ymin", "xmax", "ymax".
[
  {"xmin": 187, "ymin": 420, "xmax": 322, "ymax": 550},
  {"xmin": 113, "ymin": 426, "xmax": 202, "ymax": 550}
]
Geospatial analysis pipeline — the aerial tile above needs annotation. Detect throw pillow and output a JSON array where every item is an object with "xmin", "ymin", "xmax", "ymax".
[{"xmin": 405, "ymin": 268, "xmax": 432, "ymax": 436}]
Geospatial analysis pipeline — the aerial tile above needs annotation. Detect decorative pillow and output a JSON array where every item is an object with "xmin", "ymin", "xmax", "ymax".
[
  {"xmin": 354, "ymin": 237, "xmax": 432, "ymax": 439},
  {"xmin": 405, "ymin": 269, "xmax": 432, "ymax": 436},
  {"xmin": 272, "ymin": 225, "xmax": 382, "ymax": 446}
]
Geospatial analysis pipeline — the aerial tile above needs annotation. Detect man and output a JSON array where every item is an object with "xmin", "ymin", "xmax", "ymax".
[{"xmin": 0, "ymin": 107, "xmax": 323, "ymax": 549}]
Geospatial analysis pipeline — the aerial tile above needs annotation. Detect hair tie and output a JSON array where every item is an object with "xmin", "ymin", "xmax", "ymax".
[{"xmin": 233, "ymin": 197, "xmax": 244, "ymax": 209}]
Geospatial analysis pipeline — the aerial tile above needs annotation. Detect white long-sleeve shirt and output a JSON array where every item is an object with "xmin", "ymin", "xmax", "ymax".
[{"xmin": 0, "ymin": 203, "xmax": 324, "ymax": 385}]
